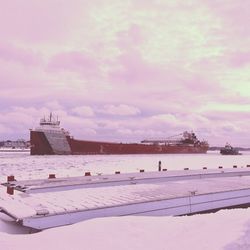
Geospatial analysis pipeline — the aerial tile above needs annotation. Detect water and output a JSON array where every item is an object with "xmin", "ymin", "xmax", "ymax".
[{"xmin": 0, "ymin": 151, "xmax": 250, "ymax": 182}]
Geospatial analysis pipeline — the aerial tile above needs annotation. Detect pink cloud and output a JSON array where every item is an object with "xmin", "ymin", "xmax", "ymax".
[
  {"xmin": 98, "ymin": 104, "xmax": 140, "ymax": 116},
  {"xmin": 71, "ymin": 106, "xmax": 95, "ymax": 117},
  {"xmin": 109, "ymin": 49, "xmax": 174, "ymax": 86},
  {"xmin": 47, "ymin": 51, "xmax": 99, "ymax": 77},
  {"xmin": 205, "ymin": 0, "xmax": 250, "ymax": 37},
  {"xmin": 0, "ymin": 0, "xmax": 249, "ymax": 146},
  {"xmin": 109, "ymin": 49, "xmax": 219, "ymax": 106},
  {"xmin": 117, "ymin": 24, "xmax": 145, "ymax": 49},
  {"xmin": 228, "ymin": 52, "xmax": 250, "ymax": 67},
  {"xmin": 0, "ymin": 1, "xmax": 90, "ymax": 43},
  {"xmin": 216, "ymin": 93, "xmax": 250, "ymax": 105},
  {"xmin": 109, "ymin": 24, "xmax": 221, "ymax": 98},
  {"xmin": 0, "ymin": 42, "xmax": 42, "ymax": 65}
]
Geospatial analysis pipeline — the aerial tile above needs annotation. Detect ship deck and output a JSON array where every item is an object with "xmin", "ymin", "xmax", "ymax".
[{"xmin": 1, "ymin": 168, "xmax": 250, "ymax": 230}]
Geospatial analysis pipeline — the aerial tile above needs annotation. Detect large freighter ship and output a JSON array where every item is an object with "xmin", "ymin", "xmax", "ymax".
[{"xmin": 30, "ymin": 114, "xmax": 209, "ymax": 155}]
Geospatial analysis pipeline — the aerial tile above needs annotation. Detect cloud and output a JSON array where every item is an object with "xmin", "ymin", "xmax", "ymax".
[
  {"xmin": 117, "ymin": 128, "xmax": 133, "ymax": 135},
  {"xmin": 98, "ymin": 104, "xmax": 141, "ymax": 116},
  {"xmin": 205, "ymin": 0, "xmax": 250, "ymax": 37},
  {"xmin": 71, "ymin": 106, "xmax": 95, "ymax": 117},
  {"xmin": 228, "ymin": 52, "xmax": 250, "ymax": 68},
  {"xmin": 47, "ymin": 51, "xmax": 99, "ymax": 77},
  {"xmin": 0, "ymin": 0, "xmax": 250, "ymax": 146},
  {"xmin": 0, "ymin": 1, "xmax": 91, "ymax": 43},
  {"xmin": 0, "ymin": 42, "xmax": 42, "ymax": 66},
  {"xmin": 151, "ymin": 114, "xmax": 178, "ymax": 126},
  {"xmin": 0, "ymin": 123, "xmax": 12, "ymax": 134}
]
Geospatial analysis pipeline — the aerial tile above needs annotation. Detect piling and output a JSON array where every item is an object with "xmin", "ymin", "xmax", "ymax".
[
  {"xmin": 7, "ymin": 175, "xmax": 15, "ymax": 182},
  {"xmin": 158, "ymin": 161, "xmax": 162, "ymax": 171},
  {"xmin": 7, "ymin": 186, "xmax": 14, "ymax": 195}
]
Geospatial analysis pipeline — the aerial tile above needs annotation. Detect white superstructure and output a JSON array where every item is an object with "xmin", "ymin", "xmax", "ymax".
[{"xmin": 33, "ymin": 113, "xmax": 71, "ymax": 154}]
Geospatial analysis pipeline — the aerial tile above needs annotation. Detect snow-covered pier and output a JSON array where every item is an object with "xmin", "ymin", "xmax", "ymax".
[
  {"xmin": 1, "ymin": 168, "xmax": 250, "ymax": 230},
  {"xmin": 2, "ymin": 167, "xmax": 250, "ymax": 193}
]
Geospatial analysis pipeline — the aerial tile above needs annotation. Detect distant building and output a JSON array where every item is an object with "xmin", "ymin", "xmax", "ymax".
[{"xmin": 0, "ymin": 139, "xmax": 30, "ymax": 149}]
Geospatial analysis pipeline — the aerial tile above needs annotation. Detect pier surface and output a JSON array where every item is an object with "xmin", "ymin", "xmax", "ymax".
[
  {"xmin": 1, "ymin": 168, "xmax": 250, "ymax": 230},
  {"xmin": 3, "ymin": 167, "xmax": 250, "ymax": 193}
]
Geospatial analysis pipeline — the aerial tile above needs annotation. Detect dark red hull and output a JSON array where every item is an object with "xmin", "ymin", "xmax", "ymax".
[
  {"xmin": 30, "ymin": 131, "xmax": 209, "ymax": 155},
  {"xmin": 30, "ymin": 131, "xmax": 54, "ymax": 155}
]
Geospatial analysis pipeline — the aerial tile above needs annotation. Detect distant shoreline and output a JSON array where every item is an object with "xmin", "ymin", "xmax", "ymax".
[{"xmin": 0, "ymin": 148, "xmax": 30, "ymax": 152}]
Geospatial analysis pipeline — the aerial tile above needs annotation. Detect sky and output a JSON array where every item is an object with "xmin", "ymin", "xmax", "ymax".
[{"xmin": 0, "ymin": 0, "xmax": 250, "ymax": 146}]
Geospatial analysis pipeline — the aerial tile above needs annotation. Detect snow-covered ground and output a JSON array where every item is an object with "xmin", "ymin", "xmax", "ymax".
[
  {"xmin": 1, "ymin": 152, "xmax": 250, "ymax": 249},
  {"xmin": 1, "ymin": 209, "xmax": 250, "ymax": 250}
]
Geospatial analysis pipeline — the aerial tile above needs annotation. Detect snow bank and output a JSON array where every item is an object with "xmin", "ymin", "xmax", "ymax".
[{"xmin": 1, "ymin": 208, "xmax": 250, "ymax": 250}]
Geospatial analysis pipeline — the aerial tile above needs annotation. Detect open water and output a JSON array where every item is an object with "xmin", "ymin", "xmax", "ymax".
[{"xmin": 0, "ymin": 151, "xmax": 250, "ymax": 182}]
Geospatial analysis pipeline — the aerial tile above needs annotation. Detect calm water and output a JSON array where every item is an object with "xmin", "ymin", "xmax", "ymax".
[{"xmin": 0, "ymin": 151, "xmax": 250, "ymax": 182}]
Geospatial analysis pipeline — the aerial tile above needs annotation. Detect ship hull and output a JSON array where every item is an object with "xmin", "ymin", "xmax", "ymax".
[
  {"xmin": 220, "ymin": 149, "xmax": 241, "ymax": 155},
  {"xmin": 30, "ymin": 131, "xmax": 208, "ymax": 155},
  {"xmin": 30, "ymin": 131, "xmax": 54, "ymax": 155}
]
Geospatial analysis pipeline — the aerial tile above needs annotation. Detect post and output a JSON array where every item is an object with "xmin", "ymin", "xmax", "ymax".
[
  {"xmin": 158, "ymin": 161, "xmax": 162, "ymax": 171},
  {"xmin": 7, "ymin": 186, "xmax": 14, "ymax": 195},
  {"xmin": 7, "ymin": 175, "xmax": 15, "ymax": 182}
]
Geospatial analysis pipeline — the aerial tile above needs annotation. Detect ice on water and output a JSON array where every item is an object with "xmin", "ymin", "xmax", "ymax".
[{"xmin": 1, "ymin": 151, "xmax": 250, "ymax": 182}]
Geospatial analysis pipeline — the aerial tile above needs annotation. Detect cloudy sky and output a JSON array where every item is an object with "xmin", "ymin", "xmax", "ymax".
[{"xmin": 0, "ymin": 0, "xmax": 250, "ymax": 147}]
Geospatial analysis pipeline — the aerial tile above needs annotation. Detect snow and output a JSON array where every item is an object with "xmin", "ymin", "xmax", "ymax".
[
  {"xmin": 1, "ymin": 152, "xmax": 250, "ymax": 249},
  {"xmin": 1, "ymin": 209, "xmax": 250, "ymax": 250},
  {"xmin": 1, "ymin": 151, "xmax": 250, "ymax": 183},
  {"xmin": 2, "ymin": 174, "xmax": 250, "ymax": 225}
]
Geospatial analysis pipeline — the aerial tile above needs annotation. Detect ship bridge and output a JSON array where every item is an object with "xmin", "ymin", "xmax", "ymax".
[{"xmin": 39, "ymin": 113, "xmax": 60, "ymax": 127}]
